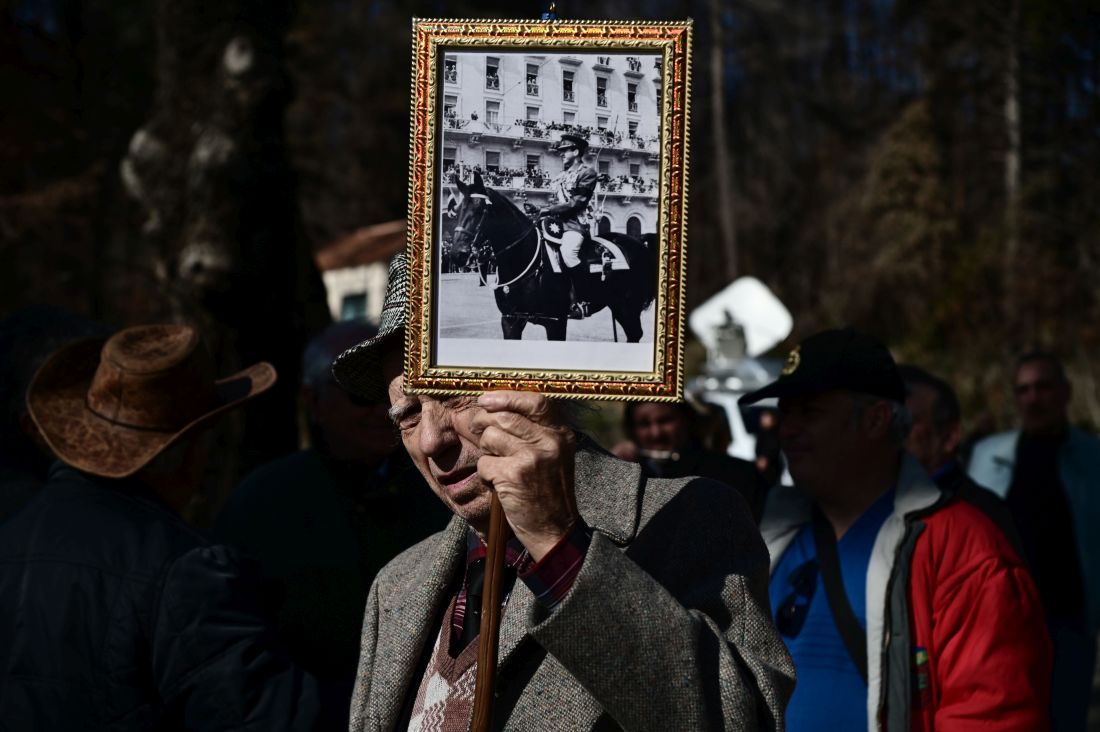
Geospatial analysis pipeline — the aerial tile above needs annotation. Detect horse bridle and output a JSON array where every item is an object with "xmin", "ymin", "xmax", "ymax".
[{"xmin": 454, "ymin": 193, "xmax": 542, "ymax": 292}]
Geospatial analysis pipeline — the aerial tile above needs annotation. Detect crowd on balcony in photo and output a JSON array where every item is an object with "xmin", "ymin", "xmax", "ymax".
[
  {"xmin": 443, "ymin": 162, "xmax": 656, "ymax": 196},
  {"xmin": 443, "ymin": 163, "xmax": 552, "ymax": 190},
  {"xmin": 443, "ymin": 110, "xmax": 659, "ymax": 152},
  {"xmin": 597, "ymin": 174, "xmax": 658, "ymax": 195}
]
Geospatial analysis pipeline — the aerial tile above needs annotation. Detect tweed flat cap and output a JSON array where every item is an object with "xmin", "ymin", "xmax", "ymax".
[{"xmin": 331, "ymin": 252, "xmax": 408, "ymax": 402}]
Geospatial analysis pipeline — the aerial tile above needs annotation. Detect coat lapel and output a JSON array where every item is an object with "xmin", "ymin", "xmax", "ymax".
[
  {"xmin": 572, "ymin": 442, "xmax": 641, "ymax": 546},
  {"xmin": 373, "ymin": 516, "xmax": 467, "ymax": 729}
]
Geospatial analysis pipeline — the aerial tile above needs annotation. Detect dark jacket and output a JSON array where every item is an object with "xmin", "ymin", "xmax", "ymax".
[
  {"xmin": 0, "ymin": 463, "xmax": 318, "ymax": 731},
  {"xmin": 213, "ymin": 448, "xmax": 450, "ymax": 730},
  {"xmin": 640, "ymin": 442, "xmax": 767, "ymax": 523}
]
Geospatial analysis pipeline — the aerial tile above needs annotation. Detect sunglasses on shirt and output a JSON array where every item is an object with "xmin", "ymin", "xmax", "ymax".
[{"xmin": 776, "ymin": 560, "xmax": 817, "ymax": 638}]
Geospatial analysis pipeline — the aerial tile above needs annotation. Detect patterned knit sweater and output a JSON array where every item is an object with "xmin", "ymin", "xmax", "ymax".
[{"xmin": 406, "ymin": 599, "xmax": 478, "ymax": 732}]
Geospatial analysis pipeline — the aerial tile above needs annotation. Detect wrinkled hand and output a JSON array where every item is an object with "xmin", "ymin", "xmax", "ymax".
[{"xmin": 460, "ymin": 391, "xmax": 579, "ymax": 560}]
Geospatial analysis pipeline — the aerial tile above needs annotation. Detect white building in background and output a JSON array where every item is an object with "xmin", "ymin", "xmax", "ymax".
[
  {"xmin": 441, "ymin": 51, "xmax": 663, "ymax": 237},
  {"xmin": 313, "ymin": 220, "xmax": 405, "ymax": 323}
]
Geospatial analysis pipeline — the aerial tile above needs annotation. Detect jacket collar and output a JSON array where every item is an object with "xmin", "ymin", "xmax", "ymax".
[
  {"xmin": 572, "ymin": 438, "xmax": 643, "ymax": 545},
  {"xmin": 760, "ymin": 452, "xmax": 941, "ymax": 572}
]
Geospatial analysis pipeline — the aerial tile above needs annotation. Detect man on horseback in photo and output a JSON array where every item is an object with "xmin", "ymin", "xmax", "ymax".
[
  {"xmin": 448, "ymin": 164, "xmax": 653, "ymax": 345},
  {"xmin": 540, "ymin": 133, "xmax": 599, "ymax": 319}
]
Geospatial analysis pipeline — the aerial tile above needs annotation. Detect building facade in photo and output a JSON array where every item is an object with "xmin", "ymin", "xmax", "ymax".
[{"xmin": 440, "ymin": 52, "xmax": 663, "ymax": 238}]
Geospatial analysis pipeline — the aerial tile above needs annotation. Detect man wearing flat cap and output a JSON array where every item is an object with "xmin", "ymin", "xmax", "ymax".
[
  {"xmin": 332, "ymin": 253, "xmax": 795, "ymax": 731},
  {"xmin": 0, "ymin": 324, "xmax": 319, "ymax": 730},
  {"xmin": 746, "ymin": 328, "xmax": 1051, "ymax": 731},
  {"xmin": 542, "ymin": 132, "xmax": 599, "ymax": 318}
]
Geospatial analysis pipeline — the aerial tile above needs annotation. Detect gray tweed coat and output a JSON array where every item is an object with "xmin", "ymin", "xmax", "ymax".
[{"xmin": 349, "ymin": 445, "xmax": 795, "ymax": 731}]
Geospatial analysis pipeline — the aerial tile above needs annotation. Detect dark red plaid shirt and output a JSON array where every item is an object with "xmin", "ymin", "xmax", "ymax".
[{"xmin": 452, "ymin": 523, "xmax": 591, "ymax": 641}]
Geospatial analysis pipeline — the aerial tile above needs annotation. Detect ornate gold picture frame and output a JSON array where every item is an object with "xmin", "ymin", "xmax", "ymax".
[{"xmin": 404, "ymin": 18, "xmax": 692, "ymax": 400}]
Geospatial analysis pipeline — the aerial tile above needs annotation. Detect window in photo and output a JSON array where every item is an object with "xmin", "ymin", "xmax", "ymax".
[
  {"xmin": 526, "ymin": 63, "xmax": 539, "ymax": 96},
  {"xmin": 486, "ymin": 57, "xmax": 500, "ymax": 90}
]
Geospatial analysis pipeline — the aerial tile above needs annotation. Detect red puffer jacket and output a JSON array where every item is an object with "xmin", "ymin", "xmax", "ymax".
[
  {"xmin": 905, "ymin": 499, "xmax": 1052, "ymax": 732},
  {"xmin": 763, "ymin": 454, "xmax": 1052, "ymax": 731}
]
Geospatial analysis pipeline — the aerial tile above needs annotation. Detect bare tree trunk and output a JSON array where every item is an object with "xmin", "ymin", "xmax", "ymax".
[
  {"xmin": 1003, "ymin": 0, "xmax": 1021, "ymax": 330},
  {"xmin": 120, "ymin": 0, "xmax": 330, "ymax": 523},
  {"xmin": 709, "ymin": 0, "xmax": 738, "ymax": 282}
]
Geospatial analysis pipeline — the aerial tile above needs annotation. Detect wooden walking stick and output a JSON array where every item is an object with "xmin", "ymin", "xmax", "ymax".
[{"xmin": 471, "ymin": 491, "xmax": 508, "ymax": 732}]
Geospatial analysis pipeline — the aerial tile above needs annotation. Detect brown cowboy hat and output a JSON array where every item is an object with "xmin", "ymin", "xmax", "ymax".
[{"xmin": 26, "ymin": 324, "xmax": 276, "ymax": 478}]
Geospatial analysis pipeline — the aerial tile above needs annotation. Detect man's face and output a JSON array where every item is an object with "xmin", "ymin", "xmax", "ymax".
[
  {"xmin": 1015, "ymin": 359, "xmax": 1070, "ymax": 436},
  {"xmin": 383, "ymin": 346, "xmax": 491, "ymax": 530},
  {"xmin": 560, "ymin": 146, "xmax": 579, "ymax": 166},
  {"xmin": 904, "ymin": 384, "xmax": 955, "ymax": 473},
  {"xmin": 778, "ymin": 390, "xmax": 869, "ymax": 495},
  {"xmin": 307, "ymin": 380, "xmax": 397, "ymax": 464},
  {"xmin": 630, "ymin": 403, "xmax": 690, "ymax": 453}
]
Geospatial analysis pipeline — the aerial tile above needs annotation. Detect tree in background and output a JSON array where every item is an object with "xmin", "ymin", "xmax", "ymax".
[
  {"xmin": 3, "ymin": 0, "xmax": 1100, "ymax": 481},
  {"xmin": 118, "ymin": 0, "xmax": 331, "ymax": 517}
]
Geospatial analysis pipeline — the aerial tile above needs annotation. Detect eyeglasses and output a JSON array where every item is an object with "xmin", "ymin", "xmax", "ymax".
[{"xmin": 775, "ymin": 560, "xmax": 817, "ymax": 638}]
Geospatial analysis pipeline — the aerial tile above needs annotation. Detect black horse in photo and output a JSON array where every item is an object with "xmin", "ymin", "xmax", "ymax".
[{"xmin": 449, "ymin": 172, "xmax": 656, "ymax": 342}]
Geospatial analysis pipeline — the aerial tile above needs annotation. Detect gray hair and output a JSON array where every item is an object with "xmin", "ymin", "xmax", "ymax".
[{"xmin": 850, "ymin": 392, "xmax": 912, "ymax": 444}]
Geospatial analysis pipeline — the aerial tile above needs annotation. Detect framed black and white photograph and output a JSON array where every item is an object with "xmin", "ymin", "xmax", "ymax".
[{"xmin": 405, "ymin": 19, "xmax": 692, "ymax": 400}]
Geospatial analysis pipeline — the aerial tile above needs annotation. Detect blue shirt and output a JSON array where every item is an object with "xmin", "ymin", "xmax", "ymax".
[{"xmin": 769, "ymin": 489, "xmax": 896, "ymax": 732}]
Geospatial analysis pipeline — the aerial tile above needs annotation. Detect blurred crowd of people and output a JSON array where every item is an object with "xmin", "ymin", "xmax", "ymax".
[{"xmin": 0, "ymin": 290, "xmax": 1097, "ymax": 731}]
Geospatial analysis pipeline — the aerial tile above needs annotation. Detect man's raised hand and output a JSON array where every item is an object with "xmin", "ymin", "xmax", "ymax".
[{"xmin": 460, "ymin": 391, "xmax": 579, "ymax": 560}]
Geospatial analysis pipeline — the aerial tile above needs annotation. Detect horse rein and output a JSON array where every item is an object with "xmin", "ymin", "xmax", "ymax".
[{"xmin": 456, "ymin": 193, "xmax": 542, "ymax": 293}]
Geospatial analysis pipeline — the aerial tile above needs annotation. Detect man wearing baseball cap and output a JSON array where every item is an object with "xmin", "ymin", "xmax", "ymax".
[
  {"xmin": 0, "ymin": 324, "xmax": 319, "ymax": 730},
  {"xmin": 744, "ymin": 327, "xmax": 1051, "ymax": 731}
]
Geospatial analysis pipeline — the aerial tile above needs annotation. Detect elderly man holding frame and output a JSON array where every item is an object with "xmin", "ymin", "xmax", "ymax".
[{"xmin": 331, "ymin": 253, "xmax": 794, "ymax": 732}]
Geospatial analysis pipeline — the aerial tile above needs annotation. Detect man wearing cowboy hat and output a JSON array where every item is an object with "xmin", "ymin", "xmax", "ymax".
[
  {"xmin": 332, "ymin": 254, "xmax": 794, "ymax": 732},
  {"xmin": 541, "ymin": 132, "xmax": 599, "ymax": 319},
  {"xmin": 0, "ymin": 324, "xmax": 320, "ymax": 730}
]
